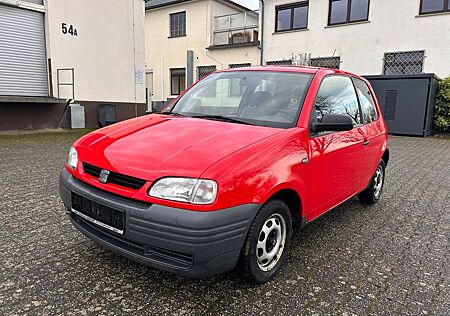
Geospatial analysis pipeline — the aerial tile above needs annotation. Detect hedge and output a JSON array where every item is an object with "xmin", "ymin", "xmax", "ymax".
[{"xmin": 434, "ymin": 77, "xmax": 450, "ymax": 133}]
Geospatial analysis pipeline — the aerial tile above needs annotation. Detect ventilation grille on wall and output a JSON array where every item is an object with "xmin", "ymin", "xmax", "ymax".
[
  {"xmin": 266, "ymin": 59, "xmax": 293, "ymax": 66},
  {"xmin": 309, "ymin": 57, "xmax": 341, "ymax": 69},
  {"xmin": 383, "ymin": 51, "xmax": 425, "ymax": 75},
  {"xmin": 384, "ymin": 90, "xmax": 398, "ymax": 120},
  {"xmin": 197, "ymin": 65, "xmax": 217, "ymax": 80},
  {"xmin": 229, "ymin": 63, "xmax": 251, "ymax": 68}
]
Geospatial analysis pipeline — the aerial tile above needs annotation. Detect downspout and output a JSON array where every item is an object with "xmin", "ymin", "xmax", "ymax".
[
  {"xmin": 132, "ymin": 0, "xmax": 138, "ymax": 117},
  {"xmin": 259, "ymin": 0, "xmax": 265, "ymax": 65}
]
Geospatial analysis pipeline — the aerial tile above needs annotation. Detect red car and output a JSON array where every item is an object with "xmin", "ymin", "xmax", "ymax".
[{"xmin": 59, "ymin": 66, "xmax": 388, "ymax": 283}]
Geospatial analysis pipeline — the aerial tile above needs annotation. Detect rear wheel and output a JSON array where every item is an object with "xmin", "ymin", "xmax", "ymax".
[
  {"xmin": 238, "ymin": 200, "xmax": 292, "ymax": 283},
  {"xmin": 358, "ymin": 160, "xmax": 386, "ymax": 204}
]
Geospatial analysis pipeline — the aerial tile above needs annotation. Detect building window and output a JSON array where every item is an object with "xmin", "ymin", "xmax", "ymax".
[
  {"xmin": 229, "ymin": 63, "xmax": 251, "ymax": 68},
  {"xmin": 310, "ymin": 57, "xmax": 341, "ymax": 69},
  {"xmin": 170, "ymin": 68, "xmax": 185, "ymax": 95},
  {"xmin": 328, "ymin": 0, "xmax": 370, "ymax": 26},
  {"xmin": 197, "ymin": 65, "xmax": 216, "ymax": 80},
  {"xmin": 266, "ymin": 59, "xmax": 293, "ymax": 65},
  {"xmin": 170, "ymin": 11, "xmax": 186, "ymax": 37},
  {"xmin": 383, "ymin": 51, "xmax": 425, "ymax": 75},
  {"xmin": 420, "ymin": 0, "xmax": 450, "ymax": 14},
  {"xmin": 276, "ymin": 2, "xmax": 309, "ymax": 32}
]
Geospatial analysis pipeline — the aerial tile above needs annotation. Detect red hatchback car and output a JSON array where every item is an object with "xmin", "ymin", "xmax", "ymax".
[{"xmin": 59, "ymin": 66, "xmax": 388, "ymax": 283}]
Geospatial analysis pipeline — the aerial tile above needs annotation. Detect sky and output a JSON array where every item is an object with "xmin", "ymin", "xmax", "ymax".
[{"xmin": 235, "ymin": 0, "xmax": 259, "ymax": 10}]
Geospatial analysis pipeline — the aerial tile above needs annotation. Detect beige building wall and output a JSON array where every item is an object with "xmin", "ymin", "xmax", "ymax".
[
  {"xmin": 262, "ymin": 0, "xmax": 450, "ymax": 78},
  {"xmin": 46, "ymin": 0, "xmax": 145, "ymax": 104},
  {"xmin": 145, "ymin": 0, "xmax": 260, "ymax": 105}
]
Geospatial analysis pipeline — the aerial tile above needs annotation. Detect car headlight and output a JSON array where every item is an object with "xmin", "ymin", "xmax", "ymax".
[
  {"xmin": 149, "ymin": 177, "xmax": 217, "ymax": 204},
  {"xmin": 67, "ymin": 146, "xmax": 78, "ymax": 170}
]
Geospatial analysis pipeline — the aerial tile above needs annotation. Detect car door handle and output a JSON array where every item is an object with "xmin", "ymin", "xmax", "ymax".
[{"xmin": 363, "ymin": 140, "xmax": 370, "ymax": 147}]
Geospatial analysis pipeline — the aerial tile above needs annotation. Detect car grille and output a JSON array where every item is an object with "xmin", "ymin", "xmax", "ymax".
[{"xmin": 82, "ymin": 162, "xmax": 146, "ymax": 190}]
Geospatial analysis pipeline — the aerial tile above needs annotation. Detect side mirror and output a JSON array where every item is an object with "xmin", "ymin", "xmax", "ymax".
[{"xmin": 311, "ymin": 114, "xmax": 354, "ymax": 133}]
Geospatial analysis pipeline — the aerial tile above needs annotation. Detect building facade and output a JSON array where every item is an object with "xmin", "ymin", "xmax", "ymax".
[
  {"xmin": 145, "ymin": 0, "xmax": 260, "ymax": 110},
  {"xmin": 261, "ymin": 0, "xmax": 450, "ymax": 78},
  {"xmin": 0, "ymin": 0, "xmax": 146, "ymax": 130}
]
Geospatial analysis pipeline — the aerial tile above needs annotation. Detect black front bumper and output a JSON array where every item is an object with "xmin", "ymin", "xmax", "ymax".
[{"xmin": 59, "ymin": 169, "xmax": 260, "ymax": 278}]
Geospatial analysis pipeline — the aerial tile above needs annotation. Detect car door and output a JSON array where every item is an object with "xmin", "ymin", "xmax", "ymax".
[
  {"xmin": 306, "ymin": 75, "xmax": 366, "ymax": 220},
  {"xmin": 352, "ymin": 77, "xmax": 384, "ymax": 190}
]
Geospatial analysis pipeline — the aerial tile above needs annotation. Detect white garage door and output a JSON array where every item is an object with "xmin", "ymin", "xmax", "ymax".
[{"xmin": 0, "ymin": 5, "xmax": 48, "ymax": 97}]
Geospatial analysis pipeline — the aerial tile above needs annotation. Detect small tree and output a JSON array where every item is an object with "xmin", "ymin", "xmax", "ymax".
[{"xmin": 434, "ymin": 77, "xmax": 450, "ymax": 133}]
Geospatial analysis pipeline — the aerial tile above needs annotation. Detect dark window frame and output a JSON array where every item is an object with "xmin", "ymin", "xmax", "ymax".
[
  {"xmin": 419, "ymin": 0, "xmax": 450, "ymax": 15},
  {"xmin": 169, "ymin": 11, "xmax": 186, "ymax": 38},
  {"xmin": 170, "ymin": 68, "xmax": 186, "ymax": 96},
  {"xmin": 328, "ymin": 0, "xmax": 370, "ymax": 26},
  {"xmin": 275, "ymin": 1, "xmax": 309, "ymax": 32}
]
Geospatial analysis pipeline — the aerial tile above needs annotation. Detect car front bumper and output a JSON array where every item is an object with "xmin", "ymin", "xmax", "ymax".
[{"xmin": 59, "ymin": 169, "xmax": 260, "ymax": 278}]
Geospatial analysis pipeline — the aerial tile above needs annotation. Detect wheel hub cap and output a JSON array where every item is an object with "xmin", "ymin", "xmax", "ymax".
[
  {"xmin": 373, "ymin": 166, "xmax": 384, "ymax": 198},
  {"xmin": 256, "ymin": 213, "xmax": 287, "ymax": 272}
]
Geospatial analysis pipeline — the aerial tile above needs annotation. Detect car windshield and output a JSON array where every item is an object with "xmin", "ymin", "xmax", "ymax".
[{"xmin": 164, "ymin": 71, "xmax": 314, "ymax": 128}]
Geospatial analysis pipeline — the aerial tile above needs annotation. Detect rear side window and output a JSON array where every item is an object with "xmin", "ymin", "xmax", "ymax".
[
  {"xmin": 353, "ymin": 78, "xmax": 378, "ymax": 124},
  {"xmin": 312, "ymin": 75, "xmax": 361, "ymax": 125}
]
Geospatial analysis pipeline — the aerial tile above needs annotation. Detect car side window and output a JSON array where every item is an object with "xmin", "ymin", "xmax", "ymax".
[
  {"xmin": 353, "ymin": 78, "xmax": 378, "ymax": 124},
  {"xmin": 312, "ymin": 76, "xmax": 361, "ymax": 126}
]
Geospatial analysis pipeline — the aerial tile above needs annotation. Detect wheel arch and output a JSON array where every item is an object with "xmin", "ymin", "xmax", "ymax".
[
  {"xmin": 382, "ymin": 148, "xmax": 390, "ymax": 166},
  {"xmin": 264, "ymin": 188, "xmax": 303, "ymax": 221}
]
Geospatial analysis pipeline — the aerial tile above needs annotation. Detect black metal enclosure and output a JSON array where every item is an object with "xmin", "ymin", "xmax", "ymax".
[
  {"xmin": 98, "ymin": 104, "xmax": 117, "ymax": 127},
  {"xmin": 364, "ymin": 74, "xmax": 439, "ymax": 136}
]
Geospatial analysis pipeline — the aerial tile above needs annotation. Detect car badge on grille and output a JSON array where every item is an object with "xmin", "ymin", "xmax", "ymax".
[{"xmin": 99, "ymin": 169, "xmax": 110, "ymax": 183}]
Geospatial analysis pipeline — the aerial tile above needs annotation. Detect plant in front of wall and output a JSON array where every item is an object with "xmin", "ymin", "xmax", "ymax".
[{"xmin": 434, "ymin": 77, "xmax": 450, "ymax": 133}]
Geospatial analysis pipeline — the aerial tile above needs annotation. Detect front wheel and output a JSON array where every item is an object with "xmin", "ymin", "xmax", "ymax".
[
  {"xmin": 238, "ymin": 200, "xmax": 292, "ymax": 283},
  {"xmin": 358, "ymin": 160, "xmax": 386, "ymax": 204}
]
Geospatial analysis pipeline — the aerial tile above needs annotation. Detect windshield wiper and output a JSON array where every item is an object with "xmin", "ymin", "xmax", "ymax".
[
  {"xmin": 161, "ymin": 111, "xmax": 187, "ymax": 117},
  {"xmin": 190, "ymin": 115, "xmax": 254, "ymax": 125}
]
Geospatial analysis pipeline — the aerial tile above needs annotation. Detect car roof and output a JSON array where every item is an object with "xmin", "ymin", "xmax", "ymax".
[{"xmin": 220, "ymin": 66, "xmax": 361, "ymax": 78}]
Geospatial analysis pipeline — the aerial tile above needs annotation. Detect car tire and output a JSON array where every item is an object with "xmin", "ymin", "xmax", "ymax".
[
  {"xmin": 237, "ymin": 199, "xmax": 292, "ymax": 283},
  {"xmin": 358, "ymin": 160, "xmax": 386, "ymax": 204}
]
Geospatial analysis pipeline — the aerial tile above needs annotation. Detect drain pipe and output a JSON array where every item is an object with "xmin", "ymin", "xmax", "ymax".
[{"xmin": 259, "ymin": 0, "xmax": 265, "ymax": 65}]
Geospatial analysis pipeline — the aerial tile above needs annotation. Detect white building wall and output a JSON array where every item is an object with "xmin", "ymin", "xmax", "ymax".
[
  {"xmin": 263, "ymin": 0, "xmax": 450, "ymax": 78},
  {"xmin": 45, "ymin": 0, "xmax": 145, "ymax": 103}
]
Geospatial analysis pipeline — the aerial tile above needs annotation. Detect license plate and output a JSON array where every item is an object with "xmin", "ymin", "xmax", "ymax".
[{"xmin": 71, "ymin": 192, "xmax": 125, "ymax": 234}]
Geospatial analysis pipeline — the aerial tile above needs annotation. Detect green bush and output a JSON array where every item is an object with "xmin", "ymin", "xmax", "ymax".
[{"xmin": 434, "ymin": 77, "xmax": 450, "ymax": 133}]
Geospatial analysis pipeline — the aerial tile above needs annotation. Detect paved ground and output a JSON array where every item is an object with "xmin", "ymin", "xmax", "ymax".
[{"xmin": 0, "ymin": 130, "xmax": 449, "ymax": 315}]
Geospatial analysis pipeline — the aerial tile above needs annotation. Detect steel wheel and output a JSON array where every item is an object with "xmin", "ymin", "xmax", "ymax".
[
  {"xmin": 256, "ymin": 213, "xmax": 286, "ymax": 272},
  {"xmin": 373, "ymin": 165, "xmax": 384, "ymax": 198}
]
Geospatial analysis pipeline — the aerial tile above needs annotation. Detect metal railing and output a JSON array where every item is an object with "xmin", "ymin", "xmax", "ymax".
[
  {"xmin": 57, "ymin": 68, "xmax": 75, "ymax": 100},
  {"xmin": 212, "ymin": 11, "xmax": 259, "ymax": 46}
]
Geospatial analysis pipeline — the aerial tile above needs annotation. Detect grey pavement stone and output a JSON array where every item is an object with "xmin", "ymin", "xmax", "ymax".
[{"xmin": 0, "ymin": 131, "xmax": 449, "ymax": 315}]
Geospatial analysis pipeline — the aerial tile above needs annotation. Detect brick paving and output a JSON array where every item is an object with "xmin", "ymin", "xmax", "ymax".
[{"xmin": 0, "ymin": 130, "xmax": 449, "ymax": 315}]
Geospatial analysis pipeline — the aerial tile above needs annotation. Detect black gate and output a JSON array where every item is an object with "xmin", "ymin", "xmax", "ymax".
[{"xmin": 364, "ymin": 74, "xmax": 439, "ymax": 136}]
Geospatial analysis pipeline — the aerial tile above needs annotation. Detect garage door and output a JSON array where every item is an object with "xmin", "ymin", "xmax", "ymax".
[{"xmin": 0, "ymin": 5, "xmax": 48, "ymax": 97}]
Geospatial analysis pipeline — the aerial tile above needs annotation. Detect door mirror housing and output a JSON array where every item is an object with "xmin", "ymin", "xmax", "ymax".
[{"xmin": 311, "ymin": 114, "xmax": 354, "ymax": 133}]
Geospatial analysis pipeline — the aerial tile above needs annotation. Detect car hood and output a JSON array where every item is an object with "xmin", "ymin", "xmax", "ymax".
[{"xmin": 77, "ymin": 114, "xmax": 283, "ymax": 181}]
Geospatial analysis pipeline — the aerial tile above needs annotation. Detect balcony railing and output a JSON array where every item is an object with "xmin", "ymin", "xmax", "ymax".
[{"xmin": 212, "ymin": 11, "xmax": 259, "ymax": 47}]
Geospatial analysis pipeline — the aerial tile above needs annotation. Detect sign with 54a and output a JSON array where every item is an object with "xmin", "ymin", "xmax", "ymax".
[{"xmin": 62, "ymin": 23, "xmax": 78, "ymax": 36}]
